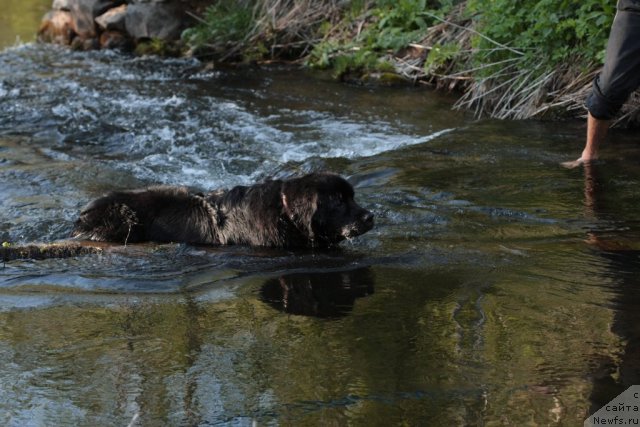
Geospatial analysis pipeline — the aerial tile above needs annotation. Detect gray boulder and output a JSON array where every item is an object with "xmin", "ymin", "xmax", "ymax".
[
  {"xmin": 39, "ymin": 0, "xmax": 184, "ymax": 50},
  {"xmin": 95, "ymin": 4, "xmax": 127, "ymax": 32},
  {"xmin": 125, "ymin": 1, "xmax": 183, "ymax": 41},
  {"xmin": 38, "ymin": 10, "xmax": 75, "ymax": 45},
  {"xmin": 51, "ymin": 0, "xmax": 124, "ymax": 38}
]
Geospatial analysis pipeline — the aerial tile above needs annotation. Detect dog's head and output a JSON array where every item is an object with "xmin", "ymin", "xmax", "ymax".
[{"xmin": 281, "ymin": 173, "xmax": 374, "ymax": 247}]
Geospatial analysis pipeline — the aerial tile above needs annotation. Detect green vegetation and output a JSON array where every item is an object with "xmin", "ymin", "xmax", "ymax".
[
  {"xmin": 183, "ymin": 0, "xmax": 618, "ymax": 120},
  {"xmin": 182, "ymin": 1, "xmax": 255, "ymax": 60},
  {"xmin": 134, "ymin": 38, "xmax": 183, "ymax": 57},
  {"xmin": 306, "ymin": 0, "xmax": 455, "ymax": 80},
  {"xmin": 469, "ymin": 0, "xmax": 613, "ymax": 67},
  {"xmin": 461, "ymin": 0, "xmax": 614, "ymax": 118},
  {"xmin": 183, "ymin": 0, "xmax": 338, "ymax": 61}
]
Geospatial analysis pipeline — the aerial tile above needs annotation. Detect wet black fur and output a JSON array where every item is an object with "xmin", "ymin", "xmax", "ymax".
[{"xmin": 72, "ymin": 172, "xmax": 374, "ymax": 248}]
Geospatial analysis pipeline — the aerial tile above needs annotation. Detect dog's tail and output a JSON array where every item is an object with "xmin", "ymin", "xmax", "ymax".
[{"xmin": 72, "ymin": 197, "xmax": 139, "ymax": 243}]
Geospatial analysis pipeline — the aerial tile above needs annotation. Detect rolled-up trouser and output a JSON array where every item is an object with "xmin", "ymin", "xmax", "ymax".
[{"xmin": 586, "ymin": 0, "xmax": 640, "ymax": 120}]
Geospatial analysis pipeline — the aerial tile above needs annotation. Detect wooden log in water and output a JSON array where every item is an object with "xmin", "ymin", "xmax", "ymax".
[{"xmin": 1, "ymin": 242, "xmax": 105, "ymax": 262}]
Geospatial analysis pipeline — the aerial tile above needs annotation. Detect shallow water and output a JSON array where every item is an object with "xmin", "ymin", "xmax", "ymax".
[
  {"xmin": 0, "ymin": 0, "xmax": 50, "ymax": 49},
  {"xmin": 1, "ymin": 41, "xmax": 640, "ymax": 426}
]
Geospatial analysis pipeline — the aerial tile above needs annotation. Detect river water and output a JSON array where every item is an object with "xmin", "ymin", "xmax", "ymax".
[{"xmin": 2, "ymin": 19, "xmax": 640, "ymax": 427}]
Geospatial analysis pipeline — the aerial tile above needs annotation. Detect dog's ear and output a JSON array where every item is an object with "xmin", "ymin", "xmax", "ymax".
[{"xmin": 281, "ymin": 181, "xmax": 318, "ymax": 239}]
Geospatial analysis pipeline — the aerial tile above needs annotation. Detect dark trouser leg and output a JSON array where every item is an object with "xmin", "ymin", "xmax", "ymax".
[{"xmin": 586, "ymin": 6, "xmax": 640, "ymax": 120}]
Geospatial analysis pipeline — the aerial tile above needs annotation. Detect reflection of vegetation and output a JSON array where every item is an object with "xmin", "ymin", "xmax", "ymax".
[{"xmin": 0, "ymin": 263, "xmax": 620, "ymax": 424}]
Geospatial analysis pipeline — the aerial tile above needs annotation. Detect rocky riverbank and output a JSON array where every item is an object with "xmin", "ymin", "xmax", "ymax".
[
  {"xmin": 37, "ymin": 0, "xmax": 207, "ymax": 52},
  {"xmin": 33, "ymin": 0, "xmax": 640, "ymax": 125}
]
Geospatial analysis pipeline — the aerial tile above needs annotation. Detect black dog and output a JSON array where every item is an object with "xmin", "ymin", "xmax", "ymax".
[{"xmin": 72, "ymin": 172, "xmax": 374, "ymax": 248}]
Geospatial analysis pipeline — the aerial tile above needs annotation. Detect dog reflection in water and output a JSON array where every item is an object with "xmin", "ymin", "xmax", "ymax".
[{"xmin": 259, "ymin": 267, "xmax": 374, "ymax": 318}]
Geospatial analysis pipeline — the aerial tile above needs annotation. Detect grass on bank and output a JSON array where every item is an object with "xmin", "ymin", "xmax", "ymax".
[{"xmin": 183, "ymin": 0, "xmax": 639, "ymax": 124}]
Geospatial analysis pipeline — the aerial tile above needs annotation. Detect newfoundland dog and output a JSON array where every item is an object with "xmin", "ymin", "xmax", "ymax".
[{"xmin": 72, "ymin": 172, "xmax": 374, "ymax": 248}]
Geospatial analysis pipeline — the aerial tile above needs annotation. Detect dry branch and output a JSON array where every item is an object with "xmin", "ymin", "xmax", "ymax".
[{"xmin": 1, "ymin": 242, "xmax": 104, "ymax": 262}]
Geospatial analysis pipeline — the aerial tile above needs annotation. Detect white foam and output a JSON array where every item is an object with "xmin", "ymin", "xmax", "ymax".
[
  {"xmin": 1, "ymin": 45, "xmax": 455, "ymax": 191},
  {"xmin": 0, "ymin": 84, "xmax": 20, "ymax": 98},
  {"xmin": 99, "ymin": 93, "xmax": 454, "ymax": 188}
]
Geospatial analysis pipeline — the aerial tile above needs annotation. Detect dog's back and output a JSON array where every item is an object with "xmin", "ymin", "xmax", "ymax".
[{"xmin": 73, "ymin": 186, "xmax": 219, "ymax": 244}]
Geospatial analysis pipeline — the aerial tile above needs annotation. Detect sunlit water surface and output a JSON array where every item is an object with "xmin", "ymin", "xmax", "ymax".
[{"xmin": 1, "ymin": 42, "xmax": 640, "ymax": 426}]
